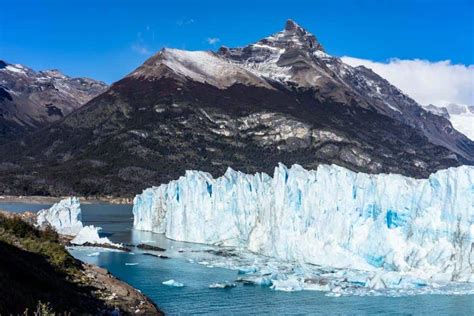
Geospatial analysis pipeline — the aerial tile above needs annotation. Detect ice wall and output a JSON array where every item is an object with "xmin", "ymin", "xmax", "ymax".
[
  {"xmin": 36, "ymin": 197, "xmax": 121, "ymax": 247},
  {"xmin": 37, "ymin": 197, "xmax": 83, "ymax": 235},
  {"xmin": 133, "ymin": 164, "xmax": 474, "ymax": 282}
]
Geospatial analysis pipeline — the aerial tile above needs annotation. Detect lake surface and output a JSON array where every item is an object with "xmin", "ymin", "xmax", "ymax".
[{"xmin": 3, "ymin": 202, "xmax": 474, "ymax": 315}]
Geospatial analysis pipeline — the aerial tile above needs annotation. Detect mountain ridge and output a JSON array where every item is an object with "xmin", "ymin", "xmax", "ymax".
[
  {"xmin": 0, "ymin": 20, "xmax": 472, "ymax": 197},
  {"xmin": 0, "ymin": 60, "xmax": 108, "ymax": 142}
]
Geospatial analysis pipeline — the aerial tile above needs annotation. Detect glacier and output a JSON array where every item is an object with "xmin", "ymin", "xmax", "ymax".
[
  {"xmin": 133, "ymin": 163, "xmax": 474, "ymax": 290},
  {"xmin": 37, "ymin": 197, "xmax": 120, "ymax": 247},
  {"xmin": 37, "ymin": 197, "xmax": 83, "ymax": 235}
]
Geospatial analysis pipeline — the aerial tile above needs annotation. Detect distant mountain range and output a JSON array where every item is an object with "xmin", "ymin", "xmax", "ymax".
[
  {"xmin": 423, "ymin": 103, "xmax": 474, "ymax": 140},
  {"xmin": 0, "ymin": 20, "xmax": 472, "ymax": 197},
  {"xmin": 0, "ymin": 60, "xmax": 107, "ymax": 142}
]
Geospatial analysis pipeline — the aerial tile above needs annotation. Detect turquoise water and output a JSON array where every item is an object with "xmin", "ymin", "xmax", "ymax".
[{"xmin": 3, "ymin": 202, "xmax": 474, "ymax": 315}]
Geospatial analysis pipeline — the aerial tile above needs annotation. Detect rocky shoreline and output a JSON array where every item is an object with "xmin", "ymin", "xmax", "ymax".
[
  {"xmin": 0, "ymin": 209, "xmax": 162, "ymax": 315},
  {"xmin": 0, "ymin": 195, "xmax": 133, "ymax": 205},
  {"xmin": 81, "ymin": 262, "xmax": 161, "ymax": 315}
]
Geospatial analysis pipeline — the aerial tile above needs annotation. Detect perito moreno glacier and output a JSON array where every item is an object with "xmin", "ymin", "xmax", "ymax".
[{"xmin": 133, "ymin": 163, "xmax": 474, "ymax": 289}]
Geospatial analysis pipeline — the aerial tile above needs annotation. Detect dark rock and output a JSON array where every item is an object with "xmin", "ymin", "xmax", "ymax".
[
  {"xmin": 137, "ymin": 243, "xmax": 166, "ymax": 251},
  {"xmin": 142, "ymin": 252, "xmax": 170, "ymax": 259},
  {"xmin": 72, "ymin": 242, "xmax": 131, "ymax": 252}
]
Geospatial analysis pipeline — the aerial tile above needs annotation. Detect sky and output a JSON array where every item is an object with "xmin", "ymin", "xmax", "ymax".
[{"xmin": 1, "ymin": 0, "xmax": 473, "ymax": 106}]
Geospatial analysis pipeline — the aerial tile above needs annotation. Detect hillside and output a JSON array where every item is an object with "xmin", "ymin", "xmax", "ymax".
[
  {"xmin": 0, "ymin": 212, "xmax": 161, "ymax": 315},
  {"xmin": 0, "ymin": 20, "xmax": 472, "ymax": 197}
]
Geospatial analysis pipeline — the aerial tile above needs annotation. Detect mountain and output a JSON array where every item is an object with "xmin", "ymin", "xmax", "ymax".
[
  {"xmin": 0, "ymin": 60, "xmax": 108, "ymax": 142},
  {"xmin": 0, "ymin": 20, "xmax": 472, "ymax": 197},
  {"xmin": 423, "ymin": 103, "xmax": 474, "ymax": 140}
]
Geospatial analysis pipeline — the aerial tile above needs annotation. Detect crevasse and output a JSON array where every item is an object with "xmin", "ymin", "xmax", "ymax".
[{"xmin": 133, "ymin": 163, "xmax": 474, "ymax": 283}]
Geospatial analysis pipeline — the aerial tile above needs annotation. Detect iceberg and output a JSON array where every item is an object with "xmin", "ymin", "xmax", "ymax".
[
  {"xmin": 162, "ymin": 279, "xmax": 184, "ymax": 287},
  {"xmin": 133, "ymin": 163, "xmax": 474, "ymax": 286},
  {"xmin": 70, "ymin": 225, "xmax": 116, "ymax": 246},
  {"xmin": 209, "ymin": 282, "xmax": 237, "ymax": 289},
  {"xmin": 37, "ymin": 197, "xmax": 122, "ymax": 248},
  {"xmin": 37, "ymin": 197, "xmax": 83, "ymax": 235}
]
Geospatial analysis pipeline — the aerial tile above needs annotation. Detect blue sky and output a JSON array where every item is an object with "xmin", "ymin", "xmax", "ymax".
[{"xmin": 1, "ymin": 0, "xmax": 473, "ymax": 83}]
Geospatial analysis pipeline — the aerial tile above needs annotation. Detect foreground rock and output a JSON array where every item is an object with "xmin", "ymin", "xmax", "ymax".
[
  {"xmin": 0, "ymin": 211, "xmax": 162, "ymax": 315},
  {"xmin": 83, "ymin": 263, "xmax": 160, "ymax": 315}
]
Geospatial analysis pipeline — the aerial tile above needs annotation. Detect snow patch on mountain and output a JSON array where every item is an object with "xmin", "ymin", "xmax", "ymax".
[
  {"xmin": 132, "ymin": 48, "xmax": 273, "ymax": 89},
  {"xmin": 450, "ymin": 114, "xmax": 474, "ymax": 140},
  {"xmin": 133, "ymin": 163, "xmax": 474, "ymax": 288},
  {"xmin": 423, "ymin": 103, "xmax": 474, "ymax": 140},
  {"xmin": 4, "ymin": 64, "xmax": 27, "ymax": 74}
]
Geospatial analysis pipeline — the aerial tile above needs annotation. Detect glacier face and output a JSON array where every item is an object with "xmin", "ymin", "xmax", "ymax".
[
  {"xmin": 133, "ymin": 163, "xmax": 474, "ymax": 284},
  {"xmin": 36, "ymin": 197, "xmax": 120, "ymax": 247},
  {"xmin": 37, "ymin": 197, "xmax": 83, "ymax": 235}
]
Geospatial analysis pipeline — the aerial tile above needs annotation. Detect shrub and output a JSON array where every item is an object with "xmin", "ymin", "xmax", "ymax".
[{"xmin": 0, "ymin": 214, "xmax": 39, "ymax": 239}]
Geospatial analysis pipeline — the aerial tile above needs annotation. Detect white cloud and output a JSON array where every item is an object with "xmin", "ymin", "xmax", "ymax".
[
  {"xmin": 206, "ymin": 37, "xmax": 220, "ymax": 45},
  {"xmin": 131, "ymin": 43, "xmax": 151, "ymax": 55},
  {"xmin": 341, "ymin": 56, "xmax": 474, "ymax": 107}
]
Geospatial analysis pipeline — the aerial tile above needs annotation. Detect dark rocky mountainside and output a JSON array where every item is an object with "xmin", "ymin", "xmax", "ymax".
[
  {"xmin": 0, "ymin": 20, "xmax": 472, "ymax": 197},
  {"xmin": 0, "ymin": 60, "xmax": 108, "ymax": 142}
]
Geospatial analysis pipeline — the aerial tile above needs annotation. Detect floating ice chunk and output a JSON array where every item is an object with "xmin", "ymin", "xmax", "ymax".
[
  {"xmin": 87, "ymin": 252, "xmax": 100, "ymax": 257},
  {"xmin": 236, "ymin": 275, "xmax": 273, "ymax": 286},
  {"xmin": 162, "ymin": 279, "xmax": 184, "ymax": 287},
  {"xmin": 237, "ymin": 266, "xmax": 259, "ymax": 274},
  {"xmin": 303, "ymin": 278, "xmax": 332, "ymax": 291},
  {"xmin": 125, "ymin": 262, "xmax": 139, "ymax": 266},
  {"xmin": 367, "ymin": 272, "xmax": 388, "ymax": 290},
  {"xmin": 37, "ymin": 197, "xmax": 83, "ymax": 235},
  {"xmin": 209, "ymin": 282, "xmax": 236, "ymax": 289},
  {"xmin": 71, "ymin": 225, "xmax": 118, "ymax": 246},
  {"xmin": 270, "ymin": 277, "xmax": 304, "ymax": 292}
]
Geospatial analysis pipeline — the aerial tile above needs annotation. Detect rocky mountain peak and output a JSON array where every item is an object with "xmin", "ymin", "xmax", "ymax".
[
  {"xmin": 0, "ymin": 60, "xmax": 108, "ymax": 142},
  {"xmin": 41, "ymin": 69, "xmax": 66, "ymax": 79},
  {"xmin": 284, "ymin": 19, "xmax": 302, "ymax": 31},
  {"xmin": 261, "ymin": 19, "xmax": 325, "ymax": 52}
]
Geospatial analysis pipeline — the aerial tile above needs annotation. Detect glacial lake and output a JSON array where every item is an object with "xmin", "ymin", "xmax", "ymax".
[{"xmin": 3, "ymin": 202, "xmax": 474, "ymax": 315}]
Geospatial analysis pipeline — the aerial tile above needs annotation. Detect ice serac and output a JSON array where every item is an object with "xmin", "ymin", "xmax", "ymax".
[
  {"xmin": 70, "ymin": 225, "xmax": 115, "ymax": 246},
  {"xmin": 37, "ymin": 197, "xmax": 83, "ymax": 235},
  {"xmin": 36, "ymin": 197, "xmax": 121, "ymax": 247},
  {"xmin": 133, "ymin": 164, "xmax": 474, "ymax": 284}
]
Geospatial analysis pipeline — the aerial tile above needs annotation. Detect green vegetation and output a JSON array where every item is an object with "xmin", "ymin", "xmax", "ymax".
[
  {"xmin": 0, "ymin": 213, "xmax": 103, "ymax": 315},
  {"xmin": 0, "ymin": 214, "xmax": 77, "ymax": 271}
]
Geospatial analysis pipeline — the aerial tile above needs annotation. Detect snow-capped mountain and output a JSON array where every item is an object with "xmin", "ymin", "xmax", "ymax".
[
  {"xmin": 0, "ymin": 60, "xmax": 108, "ymax": 141},
  {"xmin": 423, "ymin": 103, "xmax": 474, "ymax": 140},
  {"xmin": 132, "ymin": 20, "xmax": 472, "ymax": 161},
  {"xmin": 0, "ymin": 20, "xmax": 472, "ymax": 196}
]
